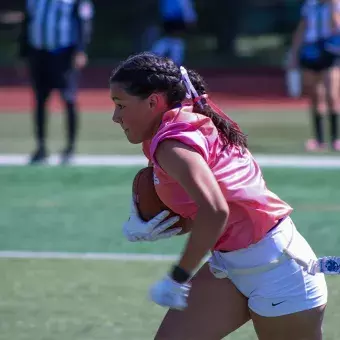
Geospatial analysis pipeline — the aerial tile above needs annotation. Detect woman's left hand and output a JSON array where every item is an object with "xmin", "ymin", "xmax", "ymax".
[{"xmin": 149, "ymin": 275, "xmax": 191, "ymax": 310}]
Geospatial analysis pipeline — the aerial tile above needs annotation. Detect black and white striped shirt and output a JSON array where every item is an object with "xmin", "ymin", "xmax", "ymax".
[{"xmin": 20, "ymin": 0, "xmax": 93, "ymax": 55}]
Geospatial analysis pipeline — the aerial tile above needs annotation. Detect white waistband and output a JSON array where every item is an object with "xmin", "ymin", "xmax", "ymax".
[{"xmin": 211, "ymin": 217, "xmax": 299, "ymax": 276}]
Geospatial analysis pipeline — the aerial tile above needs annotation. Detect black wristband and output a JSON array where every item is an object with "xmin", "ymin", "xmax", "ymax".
[{"xmin": 170, "ymin": 265, "xmax": 191, "ymax": 283}]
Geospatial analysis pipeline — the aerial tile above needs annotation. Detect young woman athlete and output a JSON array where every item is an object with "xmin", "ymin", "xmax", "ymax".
[{"xmin": 110, "ymin": 52, "xmax": 327, "ymax": 340}]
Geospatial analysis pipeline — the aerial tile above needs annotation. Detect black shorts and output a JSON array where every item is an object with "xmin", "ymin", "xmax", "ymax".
[
  {"xmin": 299, "ymin": 41, "xmax": 335, "ymax": 72},
  {"xmin": 163, "ymin": 19, "xmax": 188, "ymax": 35},
  {"xmin": 28, "ymin": 46, "xmax": 78, "ymax": 101}
]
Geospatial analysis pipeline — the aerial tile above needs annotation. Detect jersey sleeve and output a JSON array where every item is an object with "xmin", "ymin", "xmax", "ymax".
[{"xmin": 149, "ymin": 122, "xmax": 210, "ymax": 169}]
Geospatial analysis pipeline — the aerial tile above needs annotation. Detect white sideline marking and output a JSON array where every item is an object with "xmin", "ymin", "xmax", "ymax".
[
  {"xmin": 0, "ymin": 154, "xmax": 340, "ymax": 168},
  {"xmin": 0, "ymin": 154, "xmax": 148, "ymax": 166},
  {"xmin": 0, "ymin": 251, "xmax": 178, "ymax": 261}
]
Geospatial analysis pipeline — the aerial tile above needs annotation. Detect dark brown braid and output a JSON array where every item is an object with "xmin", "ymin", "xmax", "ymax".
[{"xmin": 110, "ymin": 52, "xmax": 247, "ymax": 149}]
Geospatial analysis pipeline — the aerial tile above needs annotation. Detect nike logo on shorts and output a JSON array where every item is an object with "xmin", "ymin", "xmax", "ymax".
[{"xmin": 272, "ymin": 301, "xmax": 286, "ymax": 307}]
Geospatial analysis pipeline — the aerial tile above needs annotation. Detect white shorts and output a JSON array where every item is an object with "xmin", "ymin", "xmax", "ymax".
[{"xmin": 208, "ymin": 217, "xmax": 328, "ymax": 317}]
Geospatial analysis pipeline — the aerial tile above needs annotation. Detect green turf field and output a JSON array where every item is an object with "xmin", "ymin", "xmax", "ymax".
[
  {"xmin": 1, "ymin": 258, "xmax": 338, "ymax": 340},
  {"xmin": 1, "ymin": 108, "xmax": 340, "ymax": 339},
  {"xmin": 2, "ymin": 166, "xmax": 340, "ymax": 255},
  {"xmin": 0, "ymin": 108, "xmax": 338, "ymax": 155},
  {"xmin": 1, "ymin": 166, "xmax": 340, "ymax": 339}
]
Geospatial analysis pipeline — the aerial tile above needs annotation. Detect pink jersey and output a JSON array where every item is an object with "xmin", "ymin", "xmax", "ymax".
[{"xmin": 142, "ymin": 105, "xmax": 293, "ymax": 251}]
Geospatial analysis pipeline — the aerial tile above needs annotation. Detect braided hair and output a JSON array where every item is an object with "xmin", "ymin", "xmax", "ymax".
[{"xmin": 110, "ymin": 52, "xmax": 247, "ymax": 149}]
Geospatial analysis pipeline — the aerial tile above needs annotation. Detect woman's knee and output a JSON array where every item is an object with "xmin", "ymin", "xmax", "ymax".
[
  {"xmin": 324, "ymin": 89, "xmax": 340, "ymax": 111},
  {"xmin": 303, "ymin": 70, "xmax": 320, "ymax": 92},
  {"xmin": 324, "ymin": 67, "xmax": 340, "ymax": 111},
  {"xmin": 154, "ymin": 263, "xmax": 250, "ymax": 340},
  {"xmin": 304, "ymin": 73, "xmax": 325, "ymax": 109}
]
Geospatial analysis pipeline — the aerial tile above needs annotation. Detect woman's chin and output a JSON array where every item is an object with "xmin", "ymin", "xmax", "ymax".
[{"xmin": 125, "ymin": 131, "xmax": 142, "ymax": 144}]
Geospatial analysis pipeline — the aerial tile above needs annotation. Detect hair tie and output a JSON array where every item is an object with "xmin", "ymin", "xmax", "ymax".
[
  {"xmin": 193, "ymin": 94, "xmax": 208, "ymax": 104},
  {"xmin": 180, "ymin": 66, "xmax": 204, "ymax": 108}
]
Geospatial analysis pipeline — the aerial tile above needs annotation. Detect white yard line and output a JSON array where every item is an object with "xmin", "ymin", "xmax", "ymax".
[
  {"xmin": 0, "ymin": 154, "xmax": 340, "ymax": 168},
  {"xmin": 0, "ymin": 154, "xmax": 148, "ymax": 166},
  {"xmin": 0, "ymin": 251, "xmax": 178, "ymax": 261}
]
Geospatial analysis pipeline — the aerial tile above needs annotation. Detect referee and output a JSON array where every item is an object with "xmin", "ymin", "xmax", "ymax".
[{"xmin": 19, "ymin": 0, "xmax": 94, "ymax": 164}]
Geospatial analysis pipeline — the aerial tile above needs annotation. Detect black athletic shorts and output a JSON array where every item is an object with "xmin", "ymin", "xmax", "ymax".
[{"xmin": 299, "ymin": 40, "xmax": 335, "ymax": 72}]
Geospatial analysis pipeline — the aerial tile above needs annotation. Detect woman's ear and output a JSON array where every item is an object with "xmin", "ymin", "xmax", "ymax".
[
  {"xmin": 148, "ymin": 93, "xmax": 167, "ymax": 111},
  {"xmin": 148, "ymin": 94, "xmax": 157, "ymax": 109}
]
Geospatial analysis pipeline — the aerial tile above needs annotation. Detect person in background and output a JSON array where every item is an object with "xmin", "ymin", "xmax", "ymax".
[
  {"xmin": 289, "ymin": 0, "xmax": 340, "ymax": 152},
  {"xmin": 151, "ymin": 0, "xmax": 197, "ymax": 65},
  {"xmin": 19, "ymin": 0, "xmax": 94, "ymax": 164}
]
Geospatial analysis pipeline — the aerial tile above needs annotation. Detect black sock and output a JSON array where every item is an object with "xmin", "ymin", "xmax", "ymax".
[
  {"xmin": 65, "ymin": 101, "xmax": 77, "ymax": 151},
  {"xmin": 35, "ymin": 100, "xmax": 47, "ymax": 151},
  {"xmin": 330, "ymin": 112, "xmax": 339, "ymax": 144},
  {"xmin": 312, "ymin": 111, "xmax": 324, "ymax": 144}
]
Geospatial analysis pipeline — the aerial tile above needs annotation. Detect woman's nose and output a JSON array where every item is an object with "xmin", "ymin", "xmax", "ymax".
[{"xmin": 112, "ymin": 110, "xmax": 122, "ymax": 124}]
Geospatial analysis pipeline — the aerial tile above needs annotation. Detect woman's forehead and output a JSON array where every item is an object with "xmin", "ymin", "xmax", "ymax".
[{"xmin": 110, "ymin": 82, "xmax": 129, "ymax": 100}]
